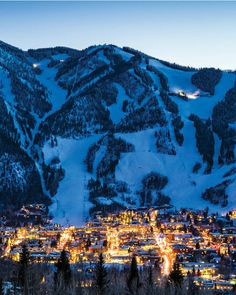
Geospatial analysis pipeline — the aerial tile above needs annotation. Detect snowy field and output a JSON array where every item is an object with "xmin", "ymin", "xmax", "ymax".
[
  {"xmin": 43, "ymin": 135, "xmax": 101, "ymax": 226},
  {"xmin": 41, "ymin": 59, "xmax": 236, "ymax": 224},
  {"xmin": 116, "ymin": 128, "xmax": 236, "ymax": 213}
]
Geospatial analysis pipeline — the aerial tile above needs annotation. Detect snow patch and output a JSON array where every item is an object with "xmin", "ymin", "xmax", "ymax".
[
  {"xmin": 36, "ymin": 59, "xmax": 67, "ymax": 113},
  {"xmin": 170, "ymin": 72, "xmax": 235, "ymax": 119},
  {"xmin": 108, "ymin": 83, "xmax": 128, "ymax": 124},
  {"xmin": 115, "ymin": 127, "xmax": 235, "ymax": 213},
  {"xmin": 43, "ymin": 135, "xmax": 101, "ymax": 226}
]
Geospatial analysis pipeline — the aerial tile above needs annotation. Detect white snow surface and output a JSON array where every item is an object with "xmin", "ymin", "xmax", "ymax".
[
  {"xmin": 150, "ymin": 59, "xmax": 197, "ymax": 93},
  {"xmin": 171, "ymin": 72, "xmax": 235, "ymax": 119},
  {"xmin": 28, "ymin": 52, "xmax": 236, "ymax": 225},
  {"xmin": 43, "ymin": 135, "xmax": 101, "ymax": 226},
  {"xmin": 114, "ymin": 47, "xmax": 134, "ymax": 61},
  {"xmin": 108, "ymin": 83, "xmax": 128, "ymax": 124},
  {"xmin": 150, "ymin": 59, "xmax": 235, "ymax": 119},
  {"xmin": 41, "ymin": 62, "xmax": 236, "ymax": 225},
  {"xmin": 115, "ymin": 128, "xmax": 236, "ymax": 213},
  {"xmin": 36, "ymin": 58, "xmax": 68, "ymax": 113}
]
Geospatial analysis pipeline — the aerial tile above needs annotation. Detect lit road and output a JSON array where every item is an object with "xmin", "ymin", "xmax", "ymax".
[{"xmin": 155, "ymin": 234, "xmax": 174, "ymax": 275}]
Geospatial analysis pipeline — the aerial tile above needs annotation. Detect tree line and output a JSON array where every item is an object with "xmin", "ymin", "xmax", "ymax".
[{"xmin": 0, "ymin": 244, "xmax": 217, "ymax": 295}]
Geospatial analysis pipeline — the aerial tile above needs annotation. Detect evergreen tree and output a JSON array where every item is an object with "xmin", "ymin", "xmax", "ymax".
[
  {"xmin": 187, "ymin": 271, "xmax": 196, "ymax": 295},
  {"xmin": 95, "ymin": 253, "xmax": 108, "ymax": 294},
  {"xmin": 148, "ymin": 266, "xmax": 153, "ymax": 286},
  {"xmin": 192, "ymin": 266, "xmax": 196, "ymax": 276},
  {"xmin": 233, "ymin": 284, "xmax": 236, "ymax": 293},
  {"xmin": 0, "ymin": 278, "xmax": 3, "ymax": 295},
  {"xmin": 195, "ymin": 242, "xmax": 200, "ymax": 249},
  {"xmin": 18, "ymin": 244, "xmax": 30, "ymax": 294},
  {"xmin": 55, "ymin": 250, "xmax": 72, "ymax": 288},
  {"xmin": 127, "ymin": 256, "xmax": 140, "ymax": 294},
  {"xmin": 85, "ymin": 238, "xmax": 91, "ymax": 251},
  {"xmin": 168, "ymin": 262, "xmax": 183, "ymax": 287}
]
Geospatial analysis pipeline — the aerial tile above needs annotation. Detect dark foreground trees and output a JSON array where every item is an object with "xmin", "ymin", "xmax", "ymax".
[
  {"xmin": 18, "ymin": 244, "xmax": 30, "ymax": 294},
  {"xmin": 95, "ymin": 253, "xmax": 108, "ymax": 294},
  {"xmin": 168, "ymin": 262, "xmax": 184, "ymax": 287},
  {"xmin": 54, "ymin": 249, "xmax": 72, "ymax": 294},
  {"xmin": 127, "ymin": 255, "xmax": 140, "ymax": 294},
  {"xmin": 0, "ymin": 278, "xmax": 3, "ymax": 295},
  {"xmin": 0, "ymin": 252, "xmax": 221, "ymax": 295}
]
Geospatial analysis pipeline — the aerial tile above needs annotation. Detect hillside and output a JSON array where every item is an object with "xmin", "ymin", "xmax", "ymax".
[{"xmin": 0, "ymin": 41, "xmax": 235, "ymax": 225}]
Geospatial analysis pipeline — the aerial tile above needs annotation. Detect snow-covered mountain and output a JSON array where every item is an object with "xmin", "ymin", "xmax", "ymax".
[{"xmin": 0, "ymin": 41, "xmax": 235, "ymax": 225}]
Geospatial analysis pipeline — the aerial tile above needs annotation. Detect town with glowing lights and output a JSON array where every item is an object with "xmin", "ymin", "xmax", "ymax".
[{"xmin": 0, "ymin": 205, "xmax": 235, "ymax": 293}]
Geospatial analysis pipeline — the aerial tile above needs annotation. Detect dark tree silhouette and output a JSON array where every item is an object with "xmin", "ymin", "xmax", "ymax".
[
  {"xmin": 0, "ymin": 278, "xmax": 3, "ymax": 295},
  {"xmin": 187, "ymin": 271, "xmax": 197, "ymax": 295},
  {"xmin": 18, "ymin": 244, "xmax": 30, "ymax": 294},
  {"xmin": 168, "ymin": 262, "xmax": 183, "ymax": 287},
  {"xmin": 95, "ymin": 253, "xmax": 108, "ymax": 294},
  {"xmin": 127, "ymin": 255, "xmax": 140, "ymax": 294},
  {"xmin": 54, "ymin": 249, "xmax": 72, "ymax": 288},
  {"xmin": 86, "ymin": 238, "xmax": 91, "ymax": 251},
  {"xmin": 148, "ymin": 266, "xmax": 153, "ymax": 286}
]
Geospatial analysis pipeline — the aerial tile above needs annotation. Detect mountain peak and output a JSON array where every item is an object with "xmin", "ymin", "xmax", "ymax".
[{"xmin": 0, "ymin": 41, "xmax": 235, "ymax": 225}]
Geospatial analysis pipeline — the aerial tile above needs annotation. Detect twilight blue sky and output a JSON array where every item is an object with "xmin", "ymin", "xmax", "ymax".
[{"xmin": 0, "ymin": 1, "xmax": 235, "ymax": 69}]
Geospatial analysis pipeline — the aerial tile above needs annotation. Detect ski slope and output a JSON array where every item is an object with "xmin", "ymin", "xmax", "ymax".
[
  {"xmin": 43, "ymin": 135, "xmax": 101, "ymax": 226},
  {"xmin": 116, "ymin": 127, "xmax": 236, "ymax": 213}
]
